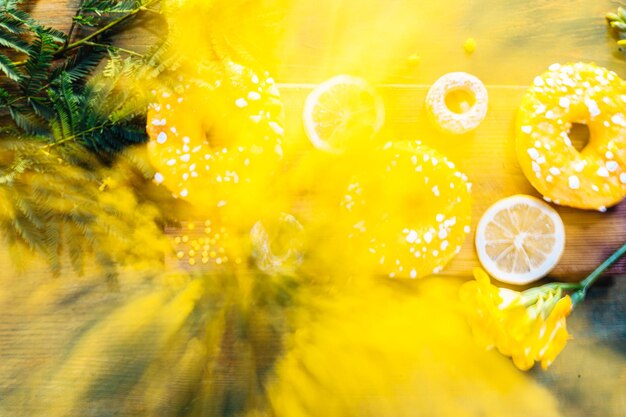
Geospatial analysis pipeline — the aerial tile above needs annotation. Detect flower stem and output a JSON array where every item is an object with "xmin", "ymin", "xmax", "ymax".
[{"xmin": 571, "ymin": 240, "xmax": 626, "ymax": 305}]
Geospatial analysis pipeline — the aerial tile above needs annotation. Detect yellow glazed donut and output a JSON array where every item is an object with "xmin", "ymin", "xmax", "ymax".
[
  {"xmin": 516, "ymin": 62, "xmax": 626, "ymax": 210},
  {"xmin": 339, "ymin": 140, "xmax": 472, "ymax": 278},
  {"xmin": 425, "ymin": 72, "xmax": 488, "ymax": 134},
  {"xmin": 146, "ymin": 61, "xmax": 284, "ymax": 220}
]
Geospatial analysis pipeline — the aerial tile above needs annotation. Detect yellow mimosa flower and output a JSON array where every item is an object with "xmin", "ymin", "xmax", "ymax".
[{"xmin": 460, "ymin": 268, "xmax": 573, "ymax": 371}]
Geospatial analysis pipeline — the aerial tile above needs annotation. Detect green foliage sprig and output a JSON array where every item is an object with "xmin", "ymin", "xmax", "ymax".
[
  {"xmin": 0, "ymin": 0, "xmax": 181, "ymax": 280},
  {"xmin": 0, "ymin": 139, "xmax": 173, "ymax": 282},
  {"xmin": 0, "ymin": 0, "xmax": 165, "ymax": 156}
]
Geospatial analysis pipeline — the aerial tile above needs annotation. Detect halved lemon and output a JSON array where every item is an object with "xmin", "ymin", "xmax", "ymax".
[
  {"xmin": 475, "ymin": 195, "xmax": 565, "ymax": 285},
  {"xmin": 302, "ymin": 75, "xmax": 385, "ymax": 154}
]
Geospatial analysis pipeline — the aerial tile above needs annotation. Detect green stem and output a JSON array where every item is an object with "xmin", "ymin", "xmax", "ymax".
[
  {"xmin": 57, "ymin": 3, "xmax": 149, "ymax": 57},
  {"xmin": 83, "ymin": 41, "xmax": 144, "ymax": 57},
  {"xmin": 14, "ymin": 0, "xmax": 157, "ymax": 67},
  {"xmin": 571, "ymin": 241, "xmax": 626, "ymax": 305}
]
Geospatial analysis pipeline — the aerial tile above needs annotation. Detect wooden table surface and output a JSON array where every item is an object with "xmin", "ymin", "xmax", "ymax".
[{"xmin": 1, "ymin": 1, "xmax": 625, "ymax": 417}]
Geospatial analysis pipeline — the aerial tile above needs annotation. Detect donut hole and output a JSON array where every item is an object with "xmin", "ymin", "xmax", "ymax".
[
  {"xmin": 444, "ymin": 88, "xmax": 476, "ymax": 114},
  {"xmin": 567, "ymin": 122, "xmax": 591, "ymax": 152}
]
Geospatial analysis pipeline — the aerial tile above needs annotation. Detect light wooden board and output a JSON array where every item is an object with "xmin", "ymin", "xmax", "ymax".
[{"xmin": 278, "ymin": 85, "xmax": 626, "ymax": 280}]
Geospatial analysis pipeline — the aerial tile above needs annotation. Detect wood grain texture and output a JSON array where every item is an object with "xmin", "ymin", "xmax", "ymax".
[
  {"xmin": 276, "ymin": 85, "xmax": 626, "ymax": 280},
  {"xmin": 19, "ymin": 0, "xmax": 626, "ymax": 279},
  {"xmin": 0, "ymin": 2, "xmax": 625, "ymax": 417}
]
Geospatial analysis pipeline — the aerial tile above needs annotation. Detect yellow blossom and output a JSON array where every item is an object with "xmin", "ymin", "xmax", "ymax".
[{"xmin": 460, "ymin": 268, "xmax": 573, "ymax": 371}]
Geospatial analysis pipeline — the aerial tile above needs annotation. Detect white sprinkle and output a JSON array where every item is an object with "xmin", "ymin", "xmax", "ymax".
[
  {"xmin": 423, "ymin": 154, "xmax": 430, "ymax": 162},
  {"xmin": 533, "ymin": 76, "xmax": 544, "ymax": 86},
  {"xmin": 217, "ymin": 200, "xmax": 227, "ymax": 207},
  {"xmin": 180, "ymin": 189, "xmax": 188, "ymax": 197},
  {"xmin": 410, "ymin": 269, "xmax": 417, "ymax": 279},
  {"xmin": 532, "ymin": 161, "xmax": 541, "ymax": 172},
  {"xmin": 180, "ymin": 154, "xmax": 190, "ymax": 162},
  {"xmin": 549, "ymin": 167, "xmax": 561, "ymax": 176},
  {"xmin": 527, "ymin": 148, "xmax": 540, "ymax": 160},
  {"xmin": 166, "ymin": 159, "xmax": 176, "ymax": 166},
  {"xmin": 546, "ymin": 175, "xmax": 553, "ymax": 183},
  {"xmin": 432, "ymin": 250, "xmax": 439, "ymax": 257},
  {"xmin": 559, "ymin": 97, "xmax": 570, "ymax": 108},
  {"xmin": 585, "ymin": 98, "xmax": 600, "ymax": 117},
  {"xmin": 440, "ymin": 240, "xmax": 449, "ymax": 251},
  {"xmin": 620, "ymin": 173, "xmax": 626, "ymax": 184},
  {"xmin": 564, "ymin": 137, "xmax": 572, "ymax": 147},
  {"xmin": 438, "ymin": 229, "xmax": 448, "ymax": 240},
  {"xmin": 574, "ymin": 161, "xmax": 585, "ymax": 172},
  {"xmin": 598, "ymin": 206, "xmax": 607, "ymax": 213},
  {"xmin": 597, "ymin": 166, "xmax": 609, "ymax": 177},
  {"xmin": 611, "ymin": 114, "xmax": 626, "ymax": 127},
  {"xmin": 464, "ymin": 225, "xmax": 471, "ymax": 234},
  {"xmin": 436, "ymin": 214, "xmax": 445, "ymax": 222},
  {"xmin": 606, "ymin": 151, "xmax": 614, "ymax": 160},
  {"xmin": 251, "ymin": 75, "xmax": 259, "ymax": 84},
  {"xmin": 406, "ymin": 230, "xmax": 418, "ymax": 244},
  {"xmin": 592, "ymin": 184, "xmax": 600, "ymax": 192},
  {"xmin": 177, "ymin": 97, "xmax": 184, "ymax": 103},
  {"xmin": 268, "ymin": 121, "xmax": 284, "ymax": 136},
  {"xmin": 154, "ymin": 172, "xmax": 164, "ymax": 184},
  {"xmin": 432, "ymin": 185, "xmax": 440, "ymax": 197},
  {"xmin": 549, "ymin": 63, "xmax": 561, "ymax": 71},
  {"xmin": 424, "ymin": 231, "xmax": 433, "ymax": 244},
  {"xmin": 545, "ymin": 110, "xmax": 555, "ymax": 119},
  {"xmin": 248, "ymin": 91, "xmax": 261, "ymax": 101},
  {"xmin": 162, "ymin": 92, "xmax": 171, "ymax": 98},
  {"xmin": 521, "ymin": 125, "xmax": 532, "ymax": 134},
  {"xmin": 606, "ymin": 161, "xmax": 619, "ymax": 172},
  {"xmin": 543, "ymin": 196, "xmax": 552, "ymax": 203},
  {"xmin": 568, "ymin": 175, "xmax": 580, "ymax": 189},
  {"xmin": 156, "ymin": 132, "xmax": 167, "ymax": 144},
  {"xmin": 235, "ymin": 98, "xmax": 248, "ymax": 108}
]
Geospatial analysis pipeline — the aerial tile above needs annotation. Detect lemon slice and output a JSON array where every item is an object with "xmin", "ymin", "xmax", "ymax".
[
  {"xmin": 302, "ymin": 75, "xmax": 385, "ymax": 153},
  {"xmin": 475, "ymin": 195, "xmax": 565, "ymax": 285}
]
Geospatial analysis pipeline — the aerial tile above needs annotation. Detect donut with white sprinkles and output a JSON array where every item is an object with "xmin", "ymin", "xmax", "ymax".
[
  {"xmin": 339, "ymin": 140, "xmax": 472, "ymax": 279},
  {"xmin": 146, "ymin": 61, "xmax": 284, "ymax": 218},
  {"xmin": 516, "ymin": 62, "xmax": 626, "ymax": 210}
]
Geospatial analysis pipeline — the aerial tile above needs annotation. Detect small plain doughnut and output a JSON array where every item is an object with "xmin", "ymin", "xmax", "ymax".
[
  {"xmin": 425, "ymin": 72, "xmax": 488, "ymax": 134},
  {"xmin": 516, "ymin": 62, "xmax": 626, "ymax": 211}
]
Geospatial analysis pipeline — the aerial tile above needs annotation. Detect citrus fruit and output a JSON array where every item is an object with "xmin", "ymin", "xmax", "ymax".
[
  {"xmin": 516, "ymin": 62, "xmax": 626, "ymax": 211},
  {"xmin": 302, "ymin": 75, "xmax": 385, "ymax": 153},
  {"xmin": 475, "ymin": 195, "xmax": 565, "ymax": 285}
]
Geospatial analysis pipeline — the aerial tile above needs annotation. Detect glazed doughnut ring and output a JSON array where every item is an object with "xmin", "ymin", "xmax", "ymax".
[
  {"xmin": 516, "ymin": 62, "xmax": 626, "ymax": 211},
  {"xmin": 339, "ymin": 140, "xmax": 472, "ymax": 279},
  {"xmin": 425, "ymin": 72, "xmax": 488, "ymax": 134},
  {"xmin": 146, "ymin": 61, "xmax": 284, "ymax": 218}
]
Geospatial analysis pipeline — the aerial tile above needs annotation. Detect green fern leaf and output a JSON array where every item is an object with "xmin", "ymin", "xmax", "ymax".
[
  {"xmin": 21, "ymin": 31, "xmax": 56, "ymax": 96},
  {"xmin": 0, "ymin": 28, "xmax": 28, "ymax": 53},
  {"xmin": 0, "ymin": 52, "xmax": 22, "ymax": 81}
]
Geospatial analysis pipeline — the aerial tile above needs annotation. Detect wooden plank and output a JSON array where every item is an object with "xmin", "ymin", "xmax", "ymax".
[{"xmin": 277, "ymin": 85, "xmax": 626, "ymax": 280}]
